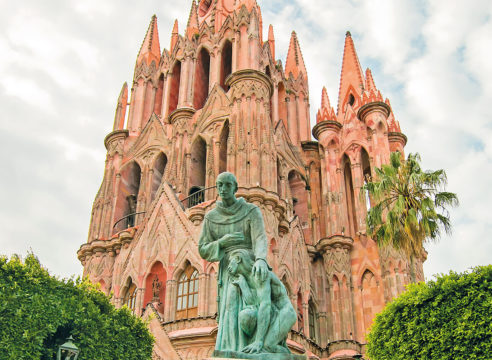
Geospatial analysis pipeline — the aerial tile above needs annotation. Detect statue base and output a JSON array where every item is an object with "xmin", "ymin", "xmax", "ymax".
[{"xmin": 209, "ymin": 350, "xmax": 307, "ymax": 360}]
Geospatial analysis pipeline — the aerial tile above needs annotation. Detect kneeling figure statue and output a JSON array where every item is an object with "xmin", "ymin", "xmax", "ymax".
[{"xmin": 198, "ymin": 172, "xmax": 302, "ymax": 359}]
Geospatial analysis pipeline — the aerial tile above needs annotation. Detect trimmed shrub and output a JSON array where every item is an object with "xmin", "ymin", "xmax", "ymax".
[
  {"xmin": 0, "ymin": 254, "xmax": 153, "ymax": 359},
  {"xmin": 367, "ymin": 265, "xmax": 492, "ymax": 360}
]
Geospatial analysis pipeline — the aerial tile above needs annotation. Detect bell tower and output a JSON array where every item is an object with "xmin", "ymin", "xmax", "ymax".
[{"xmin": 78, "ymin": 2, "xmax": 423, "ymax": 359}]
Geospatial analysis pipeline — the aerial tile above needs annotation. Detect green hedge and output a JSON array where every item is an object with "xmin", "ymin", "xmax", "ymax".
[
  {"xmin": 367, "ymin": 265, "xmax": 492, "ymax": 360},
  {"xmin": 0, "ymin": 254, "xmax": 153, "ymax": 359}
]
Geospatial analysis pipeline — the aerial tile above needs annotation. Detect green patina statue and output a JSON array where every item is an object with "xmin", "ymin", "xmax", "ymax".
[{"xmin": 199, "ymin": 172, "xmax": 304, "ymax": 359}]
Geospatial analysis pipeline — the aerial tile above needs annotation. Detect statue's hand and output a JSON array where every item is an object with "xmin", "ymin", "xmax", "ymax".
[
  {"xmin": 218, "ymin": 232, "xmax": 244, "ymax": 248},
  {"xmin": 242, "ymin": 340, "xmax": 263, "ymax": 354},
  {"xmin": 231, "ymin": 274, "xmax": 244, "ymax": 286},
  {"xmin": 252, "ymin": 259, "xmax": 268, "ymax": 282}
]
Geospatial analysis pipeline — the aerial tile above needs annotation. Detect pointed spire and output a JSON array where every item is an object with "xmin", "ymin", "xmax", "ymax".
[
  {"xmin": 137, "ymin": 15, "xmax": 161, "ymax": 66},
  {"xmin": 170, "ymin": 19, "xmax": 179, "ymax": 52},
  {"xmin": 337, "ymin": 31, "xmax": 365, "ymax": 114},
  {"xmin": 365, "ymin": 68, "xmax": 377, "ymax": 92},
  {"xmin": 285, "ymin": 31, "xmax": 307, "ymax": 79},
  {"xmin": 113, "ymin": 82, "xmax": 128, "ymax": 130},
  {"xmin": 316, "ymin": 87, "xmax": 337, "ymax": 123},
  {"xmin": 186, "ymin": 0, "xmax": 199, "ymax": 40},
  {"xmin": 268, "ymin": 24, "xmax": 275, "ymax": 60},
  {"xmin": 321, "ymin": 86, "xmax": 331, "ymax": 109}
]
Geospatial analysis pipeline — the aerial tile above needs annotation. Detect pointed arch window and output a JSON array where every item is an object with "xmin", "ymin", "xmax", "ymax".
[
  {"xmin": 308, "ymin": 301, "xmax": 317, "ymax": 342},
  {"xmin": 168, "ymin": 61, "xmax": 181, "ymax": 114},
  {"xmin": 123, "ymin": 281, "xmax": 137, "ymax": 312},
  {"xmin": 176, "ymin": 266, "xmax": 199, "ymax": 319},
  {"xmin": 193, "ymin": 48, "xmax": 211, "ymax": 110},
  {"xmin": 220, "ymin": 41, "xmax": 232, "ymax": 92},
  {"xmin": 361, "ymin": 149, "xmax": 372, "ymax": 211}
]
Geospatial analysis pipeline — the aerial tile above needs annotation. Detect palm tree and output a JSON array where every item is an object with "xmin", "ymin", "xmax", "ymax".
[{"xmin": 363, "ymin": 152, "xmax": 458, "ymax": 260}]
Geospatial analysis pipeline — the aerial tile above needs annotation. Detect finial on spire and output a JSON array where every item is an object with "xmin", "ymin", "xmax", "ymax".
[
  {"xmin": 365, "ymin": 68, "xmax": 377, "ymax": 92},
  {"xmin": 346, "ymin": 31, "xmax": 352, "ymax": 37},
  {"xmin": 186, "ymin": 0, "xmax": 200, "ymax": 40},
  {"xmin": 285, "ymin": 31, "xmax": 307, "ymax": 80},
  {"xmin": 316, "ymin": 87, "xmax": 337, "ymax": 123},
  {"xmin": 137, "ymin": 15, "xmax": 161, "ymax": 66},
  {"xmin": 171, "ymin": 19, "xmax": 179, "ymax": 51}
]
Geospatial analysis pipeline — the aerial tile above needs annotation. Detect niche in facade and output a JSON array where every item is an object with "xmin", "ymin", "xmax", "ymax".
[
  {"xmin": 143, "ymin": 261, "xmax": 166, "ymax": 313},
  {"xmin": 150, "ymin": 152, "xmax": 167, "ymax": 203},
  {"xmin": 114, "ymin": 161, "xmax": 141, "ymax": 233},
  {"xmin": 220, "ymin": 41, "xmax": 232, "ymax": 92},
  {"xmin": 288, "ymin": 170, "xmax": 309, "ymax": 227},
  {"xmin": 193, "ymin": 48, "xmax": 210, "ymax": 110},
  {"xmin": 168, "ymin": 61, "xmax": 181, "ymax": 114}
]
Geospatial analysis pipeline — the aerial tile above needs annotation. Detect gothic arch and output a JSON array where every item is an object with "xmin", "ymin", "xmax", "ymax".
[
  {"xmin": 114, "ymin": 160, "xmax": 142, "ymax": 233},
  {"xmin": 342, "ymin": 154, "xmax": 357, "ymax": 236},
  {"xmin": 154, "ymin": 73, "xmax": 165, "ymax": 116},
  {"xmin": 341, "ymin": 85, "xmax": 360, "ymax": 111},
  {"xmin": 150, "ymin": 152, "xmax": 168, "ymax": 203},
  {"xmin": 173, "ymin": 255, "xmax": 203, "ymax": 281},
  {"xmin": 219, "ymin": 39, "xmax": 233, "ymax": 91},
  {"xmin": 168, "ymin": 60, "xmax": 182, "ymax": 114},
  {"xmin": 189, "ymin": 136, "xmax": 207, "ymax": 194},
  {"xmin": 193, "ymin": 47, "xmax": 211, "ymax": 110}
]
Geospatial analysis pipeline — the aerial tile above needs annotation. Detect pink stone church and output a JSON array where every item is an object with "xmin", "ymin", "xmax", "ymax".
[{"xmin": 77, "ymin": 1, "xmax": 423, "ymax": 358}]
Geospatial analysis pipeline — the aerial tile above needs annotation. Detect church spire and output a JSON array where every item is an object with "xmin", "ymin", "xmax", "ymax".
[
  {"xmin": 316, "ymin": 87, "xmax": 337, "ymax": 123},
  {"xmin": 137, "ymin": 15, "xmax": 161, "ymax": 66},
  {"xmin": 284, "ymin": 31, "xmax": 307, "ymax": 79},
  {"xmin": 186, "ymin": 0, "xmax": 199, "ymax": 40},
  {"xmin": 365, "ymin": 68, "xmax": 377, "ymax": 92},
  {"xmin": 170, "ymin": 19, "xmax": 179, "ymax": 51},
  {"xmin": 337, "ymin": 31, "xmax": 364, "ymax": 114},
  {"xmin": 268, "ymin": 24, "xmax": 275, "ymax": 60}
]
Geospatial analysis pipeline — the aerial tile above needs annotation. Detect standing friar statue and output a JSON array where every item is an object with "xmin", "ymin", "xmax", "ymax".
[{"xmin": 199, "ymin": 172, "xmax": 306, "ymax": 359}]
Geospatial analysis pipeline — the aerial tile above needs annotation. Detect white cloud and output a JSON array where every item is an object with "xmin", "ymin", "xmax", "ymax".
[{"xmin": 0, "ymin": 0, "xmax": 490, "ymax": 280}]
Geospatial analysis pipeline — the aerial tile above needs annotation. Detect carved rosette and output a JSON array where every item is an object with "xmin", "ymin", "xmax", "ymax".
[{"xmin": 316, "ymin": 236, "xmax": 354, "ymax": 281}]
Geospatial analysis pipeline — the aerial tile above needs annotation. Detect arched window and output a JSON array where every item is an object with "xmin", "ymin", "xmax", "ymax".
[
  {"xmin": 189, "ymin": 137, "xmax": 207, "ymax": 200},
  {"xmin": 154, "ymin": 73, "xmax": 165, "ymax": 116},
  {"xmin": 168, "ymin": 61, "xmax": 181, "ymax": 114},
  {"xmin": 288, "ymin": 170, "xmax": 309, "ymax": 227},
  {"xmin": 343, "ymin": 155, "xmax": 357, "ymax": 236},
  {"xmin": 193, "ymin": 48, "xmax": 211, "ymax": 110},
  {"xmin": 220, "ymin": 41, "xmax": 232, "ymax": 91},
  {"xmin": 219, "ymin": 121, "xmax": 229, "ymax": 174},
  {"xmin": 361, "ymin": 148, "xmax": 371, "ymax": 211},
  {"xmin": 114, "ymin": 161, "xmax": 141, "ymax": 233},
  {"xmin": 123, "ymin": 280, "xmax": 137, "ymax": 312},
  {"xmin": 348, "ymin": 93, "xmax": 355, "ymax": 107},
  {"xmin": 308, "ymin": 301, "xmax": 317, "ymax": 341},
  {"xmin": 176, "ymin": 266, "xmax": 199, "ymax": 319},
  {"xmin": 297, "ymin": 291, "xmax": 304, "ymax": 333},
  {"xmin": 151, "ymin": 152, "xmax": 167, "ymax": 203}
]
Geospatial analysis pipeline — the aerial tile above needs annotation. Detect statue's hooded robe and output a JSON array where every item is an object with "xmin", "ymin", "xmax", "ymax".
[{"xmin": 198, "ymin": 197, "xmax": 268, "ymax": 352}]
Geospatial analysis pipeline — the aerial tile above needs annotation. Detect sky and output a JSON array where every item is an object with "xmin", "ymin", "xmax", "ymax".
[{"xmin": 0, "ymin": 0, "xmax": 490, "ymax": 279}]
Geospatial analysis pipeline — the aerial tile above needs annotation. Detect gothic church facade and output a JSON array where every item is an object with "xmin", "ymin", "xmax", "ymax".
[{"xmin": 78, "ymin": 1, "xmax": 424, "ymax": 359}]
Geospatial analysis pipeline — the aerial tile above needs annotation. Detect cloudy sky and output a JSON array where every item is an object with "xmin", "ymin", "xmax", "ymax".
[{"xmin": 1, "ymin": 0, "xmax": 490, "ymax": 279}]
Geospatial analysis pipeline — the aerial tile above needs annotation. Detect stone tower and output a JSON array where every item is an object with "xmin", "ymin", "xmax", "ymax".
[{"xmin": 77, "ymin": 1, "xmax": 423, "ymax": 359}]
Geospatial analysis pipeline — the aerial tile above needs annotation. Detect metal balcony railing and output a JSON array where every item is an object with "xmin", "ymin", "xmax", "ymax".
[
  {"xmin": 112, "ymin": 211, "xmax": 146, "ymax": 233},
  {"xmin": 181, "ymin": 186, "xmax": 216, "ymax": 209}
]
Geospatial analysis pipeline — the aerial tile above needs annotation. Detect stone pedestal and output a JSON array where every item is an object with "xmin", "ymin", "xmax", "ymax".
[{"xmin": 206, "ymin": 350, "xmax": 307, "ymax": 360}]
